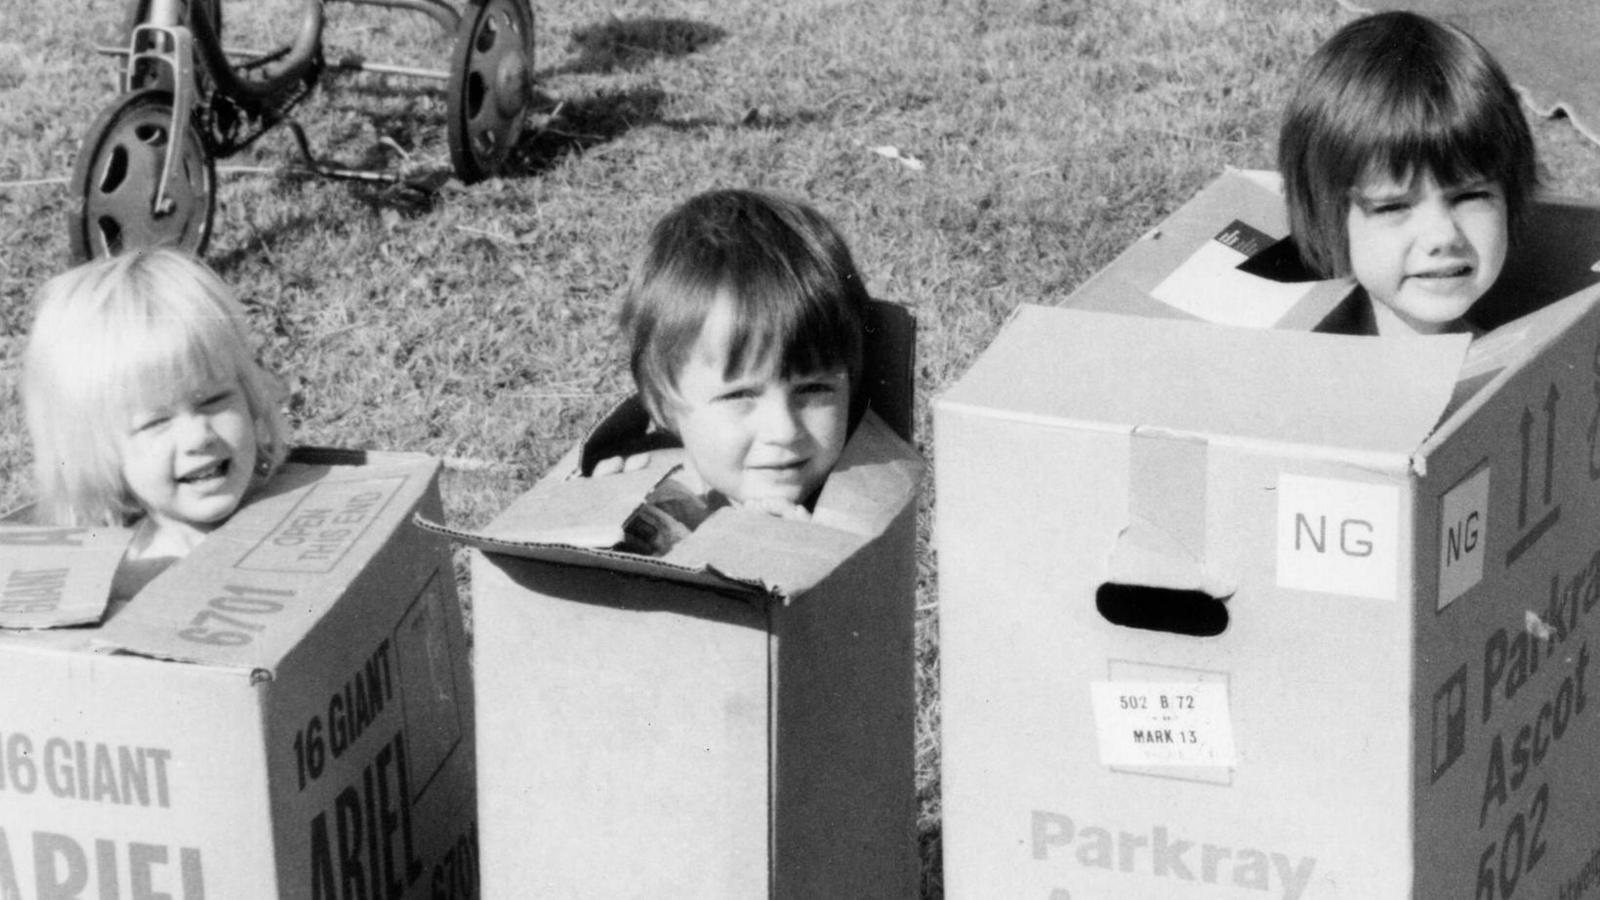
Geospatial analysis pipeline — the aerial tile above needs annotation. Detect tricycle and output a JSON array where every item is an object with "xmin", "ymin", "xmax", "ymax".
[{"xmin": 69, "ymin": 0, "xmax": 535, "ymax": 259}]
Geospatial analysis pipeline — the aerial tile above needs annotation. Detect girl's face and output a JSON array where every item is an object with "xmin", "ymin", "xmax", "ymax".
[
  {"xmin": 118, "ymin": 374, "xmax": 258, "ymax": 539},
  {"xmin": 1346, "ymin": 167, "xmax": 1509, "ymax": 335},
  {"xmin": 663, "ymin": 299, "xmax": 850, "ymax": 506}
]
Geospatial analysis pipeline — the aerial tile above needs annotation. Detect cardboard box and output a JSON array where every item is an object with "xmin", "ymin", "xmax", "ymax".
[
  {"xmin": 0, "ymin": 449, "xmax": 478, "ymax": 900},
  {"xmin": 1057, "ymin": 168, "xmax": 1353, "ymax": 331},
  {"xmin": 426, "ymin": 302, "xmax": 923, "ymax": 898},
  {"xmin": 935, "ymin": 173, "xmax": 1600, "ymax": 898}
]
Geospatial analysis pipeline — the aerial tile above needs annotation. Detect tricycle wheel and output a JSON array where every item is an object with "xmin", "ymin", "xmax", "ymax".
[
  {"xmin": 68, "ymin": 90, "xmax": 216, "ymax": 262},
  {"xmin": 446, "ymin": 0, "xmax": 534, "ymax": 183}
]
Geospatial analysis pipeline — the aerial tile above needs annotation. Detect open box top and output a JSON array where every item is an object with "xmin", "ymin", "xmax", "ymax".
[
  {"xmin": 423, "ymin": 403, "xmax": 921, "ymax": 602},
  {"xmin": 0, "ymin": 448, "xmax": 443, "ymax": 672},
  {"xmin": 420, "ymin": 300, "xmax": 922, "ymax": 602},
  {"xmin": 1003, "ymin": 167, "xmax": 1600, "ymax": 474},
  {"xmin": 934, "ymin": 168, "xmax": 1600, "ymax": 900},
  {"xmin": 943, "ymin": 286, "xmax": 1600, "ymax": 479},
  {"xmin": 1070, "ymin": 168, "xmax": 1600, "ymax": 334}
]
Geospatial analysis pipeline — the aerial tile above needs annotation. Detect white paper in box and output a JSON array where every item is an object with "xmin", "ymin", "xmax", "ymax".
[
  {"xmin": 0, "ymin": 450, "xmax": 479, "ymax": 899},
  {"xmin": 1065, "ymin": 169, "xmax": 1355, "ymax": 330}
]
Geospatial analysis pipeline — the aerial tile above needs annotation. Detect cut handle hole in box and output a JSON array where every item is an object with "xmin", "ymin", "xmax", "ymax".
[{"xmin": 1095, "ymin": 583, "xmax": 1229, "ymax": 637}]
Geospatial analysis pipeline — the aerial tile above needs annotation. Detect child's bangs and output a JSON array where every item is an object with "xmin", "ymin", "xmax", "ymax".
[
  {"xmin": 1349, "ymin": 54, "xmax": 1526, "ymax": 196},
  {"xmin": 102, "ymin": 311, "xmax": 242, "ymax": 420},
  {"xmin": 717, "ymin": 279, "xmax": 849, "ymax": 383},
  {"xmin": 1356, "ymin": 116, "xmax": 1502, "ymax": 195}
]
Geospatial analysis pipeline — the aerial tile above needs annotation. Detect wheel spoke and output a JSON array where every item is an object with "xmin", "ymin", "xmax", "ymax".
[{"xmin": 68, "ymin": 91, "xmax": 214, "ymax": 260}]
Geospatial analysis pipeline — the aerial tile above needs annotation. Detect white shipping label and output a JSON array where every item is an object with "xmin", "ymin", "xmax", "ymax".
[
  {"xmin": 1276, "ymin": 474, "xmax": 1401, "ymax": 601},
  {"xmin": 1149, "ymin": 220, "xmax": 1315, "ymax": 328},
  {"xmin": 1090, "ymin": 681, "xmax": 1237, "ymax": 767},
  {"xmin": 1438, "ymin": 466, "xmax": 1491, "ymax": 611}
]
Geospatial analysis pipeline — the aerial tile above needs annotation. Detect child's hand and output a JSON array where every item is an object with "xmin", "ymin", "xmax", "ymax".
[
  {"xmin": 591, "ymin": 453, "xmax": 652, "ymax": 476},
  {"xmin": 734, "ymin": 496, "xmax": 812, "ymax": 521}
]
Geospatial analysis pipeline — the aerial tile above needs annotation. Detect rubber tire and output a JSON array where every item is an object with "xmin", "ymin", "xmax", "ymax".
[
  {"xmin": 67, "ymin": 89, "xmax": 216, "ymax": 261},
  {"xmin": 446, "ymin": 0, "xmax": 534, "ymax": 183}
]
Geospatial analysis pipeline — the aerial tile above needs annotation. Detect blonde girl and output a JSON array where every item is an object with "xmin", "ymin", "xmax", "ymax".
[{"xmin": 22, "ymin": 247, "xmax": 290, "ymax": 598}]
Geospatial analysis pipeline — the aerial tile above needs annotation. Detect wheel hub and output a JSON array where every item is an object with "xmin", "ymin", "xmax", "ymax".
[{"xmin": 494, "ymin": 50, "xmax": 529, "ymax": 119}]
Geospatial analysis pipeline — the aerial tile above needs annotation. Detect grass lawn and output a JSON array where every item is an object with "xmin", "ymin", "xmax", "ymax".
[{"xmin": 3, "ymin": 0, "xmax": 1599, "ymax": 894}]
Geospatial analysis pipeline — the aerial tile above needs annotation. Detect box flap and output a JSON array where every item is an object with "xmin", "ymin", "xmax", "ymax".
[
  {"xmin": 1427, "ymin": 285, "xmax": 1600, "ymax": 450},
  {"xmin": 494, "ymin": 448, "xmax": 678, "ymax": 549},
  {"xmin": 420, "ymin": 411, "xmax": 923, "ymax": 600},
  {"xmin": 0, "ymin": 524, "xmax": 134, "ymax": 628},
  {"xmin": 939, "ymin": 305, "xmax": 1470, "ymax": 464},
  {"xmin": 92, "ymin": 452, "xmax": 439, "ymax": 670},
  {"xmin": 1462, "ymin": 286, "xmax": 1600, "ymax": 386},
  {"xmin": 859, "ymin": 298, "xmax": 918, "ymax": 442},
  {"xmin": 1061, "ymin": 169, "xmax": 1355, "ymax": 330}
]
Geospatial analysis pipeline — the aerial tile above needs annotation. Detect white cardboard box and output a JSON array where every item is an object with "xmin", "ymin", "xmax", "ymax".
[
  {"xmin": 0, "ymin": 449, "xmax": 478, "ymax": 900},
  {"xmin": 935, "ymin": 172, "xmax": 1600, "ymax": 899},
  {"xmin": 429, "ymin": 303, "xmax": 924, "ymax": 898}
]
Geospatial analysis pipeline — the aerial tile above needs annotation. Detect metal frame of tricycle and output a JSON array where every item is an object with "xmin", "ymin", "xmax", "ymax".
[{"xmin": 70, "ymin": 0, "xmax": 535, "ymax": 260}]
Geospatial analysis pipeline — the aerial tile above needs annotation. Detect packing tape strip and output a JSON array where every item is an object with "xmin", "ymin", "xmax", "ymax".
[{"xmin": 1128, "ymin": 428, "xmax": 1209, "ymax": 573}]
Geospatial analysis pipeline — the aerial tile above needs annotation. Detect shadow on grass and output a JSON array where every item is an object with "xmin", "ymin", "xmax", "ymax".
[
  {"xmin": 206, "ymin": 210, "xmax": 327, "ymax": 277},
  {"xmin": 202, "ymin": 38, "xmax": 704, "ymax": 251},
  {"xmin": 203, "ymin": 171, "xmax": 439, "ymax": 280},
  {"xmin": 553, "ymin": 17, "xmax": 726, "ymax": 75},
  {"xmin": 504, "ymin": 85, "xmax": 668, "ymax": 177},
  {"xmin": 199, "ymin": 87, "xmax": 653, "ymax": 262},
  {"xmin": 223, "ymin": 17, "xmax": 726, "ymax": 188}
]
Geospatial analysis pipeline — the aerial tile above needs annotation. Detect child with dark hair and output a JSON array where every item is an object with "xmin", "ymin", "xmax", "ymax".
[
  {"xmin": 1278, "ymin": 11, "xmax": 1538, "ymax": 336},
  {"xmin": 595, "ymin": 188, "xmax": 871, "ymax": 552}
]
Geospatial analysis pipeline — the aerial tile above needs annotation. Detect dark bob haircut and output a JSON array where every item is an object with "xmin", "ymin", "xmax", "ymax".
[
  {"xmin": 1278, "ymin": 11, "xmax": 1538, "ymax": 277},
  {"xmin": 620, "ymin": 188, "xmax": 869, "ymax": 430}
]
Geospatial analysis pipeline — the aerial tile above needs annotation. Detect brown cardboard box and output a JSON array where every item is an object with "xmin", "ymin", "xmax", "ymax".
[
  {"xmin": 0, "ymin": 449, "xmax": 478, "ymax": 899},
  {"xmin": 1057, "ymin": 168, "xmax": 1352, "ymax": 331},
  {"xmin": 936, "ymin": 172, "xmax": 1600, "ymax": 898},
  {"xmin": 429, "ymin": 303, "xmax": 923, "ymax": 898}
]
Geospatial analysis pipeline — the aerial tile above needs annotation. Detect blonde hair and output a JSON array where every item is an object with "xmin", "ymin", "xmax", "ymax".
[{"xmin": 21, "ymin": 248, "xmax": 290, "ymax": 526}]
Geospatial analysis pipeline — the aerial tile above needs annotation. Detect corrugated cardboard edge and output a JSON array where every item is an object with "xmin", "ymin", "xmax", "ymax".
[
  {"xmin": 937, "ymin": 303, "xmax": 1465, "ymax": 476},
  {"xmin": 418, "ymin": 411, "xmax": 924, "ymax": 604},
  {"xmin": 0, "ymin": 523, "xmax": 135, "ymax": 629},
  {"xmin": 1420, "ymin": 284, "xmax": 1600, "ymax": 465},
  {"xmin": 88, "ymin": 449, "xmax": 443, "ymax": 673},
  {"xmin": 416, "ymin": 515, "xmax": 775, "ymax": 599}
]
